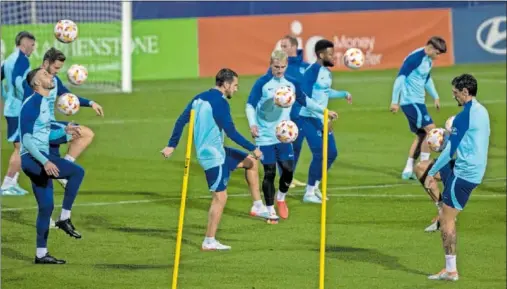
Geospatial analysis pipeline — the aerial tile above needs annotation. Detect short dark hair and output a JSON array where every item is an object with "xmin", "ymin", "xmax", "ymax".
[
  {"xmin": 282, "ymin": 35, "xmax": 298, "ymax": 47},
  {"xmin": 427, "ymin": 36, "xmax": 447, "ymax": 53},
  {"xmin": 452, "ymin": 74, "xmax": 477, "ymax": 96},
  {"xmin": 15, "ymin": 31, "xmax": 35, "ymax": 46},
  {"xmin": 43, "ymin": 47, "xmax": 66, "ymax": 65},
  {"xmin": 314, "ymin": 39, "xmax": 334, "ymax": 58},
  {"xmin": 215, "ymin": 68, "xmax": 238, "ymax": 86},
  {"xmin": 26, "ymin": 67, "xmax": 43, "ymax": 89}
]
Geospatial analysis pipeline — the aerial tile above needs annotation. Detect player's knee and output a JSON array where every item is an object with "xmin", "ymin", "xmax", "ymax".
[
  {"xmin": 416, "ymin": 129, "xmax": 427, "ymax": 141},
  {"xmin": 312, "ymin": 151, "xmax": 323, "ymax": 162},
  {"xmin": 328, "ymin": 149, "xmax": 338, "ymax": 163},
  {"xmin": 213, "ymin": 191, "xmax": 228, "ymax": 204},
  {"xmin": 80, "ymin": 126, "xmax": 95, "ymax": 141},
  {"xmin": 263, "ymin": 165, "xmax": 276, "ymax": 183},
  {"xmin": 38, "ymin": 200, "xmax": 54, "ymax": 217},
  {"xmin": 279, "ymin": 160, "xmax": 294, "ymax": 175},
  {"xmin": 242, "ymin": 156, "xmax": 257, "ymax": 170},
  {"xmin": 74, "ymin": 164, "xmax": 85, "ymax": 178},
  {"xmin": 414, "ymin": 161, "xmax": 429, "ymax": 178}
]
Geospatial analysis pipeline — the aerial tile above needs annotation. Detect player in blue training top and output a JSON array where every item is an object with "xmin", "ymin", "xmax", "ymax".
[
  {"xmin": 298, "ymin": 39, "xmax": 347, "ymax": 204},
  {"xmin": 248, "ymin": 49, "xmax": 338, "ymax": 220},
  {"xmin": 23, "ymin": 48, "xmax": 104, "ymax": 191},
  {"xmin": 161, "ymin": 68, "xmax": 264, "ymax": 251},
  {"xmin": 422, "ymin": 74, "xmax": 490, "ymax": 281},
  {"xmin": 1, "ymin": 31, "xmax": 35, "ymax": 196},
  {"xmin": 21, "ymin": 68, "xmax": 86, "ymax": 264},
  {"xmin": 390, "ymin": 36, "xmax": 447, "ymax": 180}
]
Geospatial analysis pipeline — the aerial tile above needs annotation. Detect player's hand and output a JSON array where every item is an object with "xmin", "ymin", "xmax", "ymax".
[
  {"xmin": 91, "ymin": 102, "xmax": 104, "ymax": 117},
  {"xmin": 328, "ymin": 110, "xmax": 338, "ymax": 120},
  {"xmin": 252, "ymin": 148, "xmax": 262, "ymax": 160},
  {"xmin": 161, "ymin": 147, "xmax": 175, "ymax": 159},
  {"xmin": 424, "ymin": 175, "xmax": 437, "ymax": 190},
  {"xmin": 250, "ymin": 125, "xmax": 259, "ymax": 138},
  {"xmin": 346, "ymin": 93, "xmax": 352, "ymax": 104},
  {"xmin": 390, "ymin": 104, "xmax": 399, "ymax": 113},
  {"xmin": 328, "ymin": 119, "xmax": 334, "ymax": 133},
  {"xmin": 65, "ymin": 122, "xmax": 81, "ymax": 138},
  {"xmin": 44, "ymin": 161, "xmax": 60, "ymax": 177},
  {"xmin": 434, "ymin": 99, "xmax": 441, "ymax": 111}
]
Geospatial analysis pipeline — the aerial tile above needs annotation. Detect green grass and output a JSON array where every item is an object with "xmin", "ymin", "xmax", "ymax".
[{"xmin": 2, "ymin": 63, "xmax": 506, "ymax": 289}]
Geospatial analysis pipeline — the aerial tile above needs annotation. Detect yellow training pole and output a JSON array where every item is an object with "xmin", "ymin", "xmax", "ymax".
[
  {"xmin": 319, "ymin": 109, "xmax": 329, "ymax": 289},
  {"xmin": 171, "ymin": 109, "xmax": 195, "ymax": 289}
]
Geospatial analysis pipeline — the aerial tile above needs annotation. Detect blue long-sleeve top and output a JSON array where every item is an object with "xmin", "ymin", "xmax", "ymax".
[{"xmin": 2, "ymin": 49, "xmax": 31, "ymax": 117}]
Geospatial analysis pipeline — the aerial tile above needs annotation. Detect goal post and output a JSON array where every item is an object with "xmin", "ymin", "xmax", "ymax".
[{"xmin": 0, "ymin": 0, "xmax": 132, "ymax": 93}]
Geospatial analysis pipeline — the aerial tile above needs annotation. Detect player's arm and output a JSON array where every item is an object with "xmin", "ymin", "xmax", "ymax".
[
  {"xmin": 329, "ymin": 89, "xmax": 351, "ymax": 99},
  {"xmin": 166, "ymin": 99, "xmax": 193, "ymax": 149},
  {"xmin": 12, "ymin": 56, "xmax": 30, "ymax": 100},
  {"xmin": 293, "ymin": 82, "xmax": 324, "ymax": 114},
  {"xmin": 20, "ymin": 98, "xmax": 49, "ymax": 165},
  {"xmin": 424, "ymin": 74, "xmax": 439, "ymax": 100},
  {"xmin": 215, "ymin": 98, "xmax": 256, "ymax": 152},
  {"xmin": 245, "ymin": 78, "xmax": 263, "ymax": 128}
]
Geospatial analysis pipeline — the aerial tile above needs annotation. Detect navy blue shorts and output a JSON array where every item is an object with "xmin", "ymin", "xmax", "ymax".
[
  {"xmin": 259, "ymin": 142, "xmax": 294, "ymax": 165},
  {"xmin": 401, "ymin": 103, "xmax": 434, "ymax": 133},
  {"xmin": 204, "ymin": 146, "xmax": 249, "ymax": 192},
  {"xmin": 5, "ymin": 116, "xmax": 20, "ymax": 143},
  {"xmin": 439, "ymin": 161, "xmax": 478, "ymax": 211}
]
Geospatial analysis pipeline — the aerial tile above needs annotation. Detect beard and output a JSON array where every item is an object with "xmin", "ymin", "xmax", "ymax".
[
  {"xmin": 47, "ymin": 83, "xmax": 55, "ymax": 90},
  {"xmin": 323, "ymin": 60, "xmax": 334, "ymax": 67}
]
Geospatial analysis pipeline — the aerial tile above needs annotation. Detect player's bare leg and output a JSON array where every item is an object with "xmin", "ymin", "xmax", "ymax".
[
  {"xmin": 415, "ymin": 160, "xmax": 442, "ymax": 232},
  {"xmin": 57, "ymin": 125, "xmax": 94, "ymax": 188},
  {"xmin": 202, "ymin": 190, "xmax": 231, "ymax": 251},
  {"xmin": 1, "ymin": 143, "xmax": 28, "ymax": 195},
  {"xmin": 237, "ymin": 156, "xmax": 269, "ymax": 219},
  {"xmin": 428, "ymin": 204, "xmax": 460, "ymax": 281}
]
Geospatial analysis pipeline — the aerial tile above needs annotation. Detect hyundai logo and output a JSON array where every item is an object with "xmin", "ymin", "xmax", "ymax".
[{"xmin": 476, "ymin": 16, "xmax": 506, "ymax": 55}]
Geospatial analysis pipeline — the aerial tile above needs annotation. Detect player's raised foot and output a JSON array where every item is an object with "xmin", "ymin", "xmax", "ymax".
[
  {"xmin": 55, "ymin": 219, "xmax": 82, "ymax": 239},
  {"xmin": 289, "ymin": 183, "xmax": 296, "ymax": 188},
  {"xmin": 291, "ymin": 178, "xmax": 306, "ymax": 187},
  {"xmin": 250, "ymin": 205, "xmax": 270, "ymax": 219},
  {"xmin": 1, "ymin": 187, "xmax": 22, "ymax": 196},
  {"xmin": 276, "ymin": 201, "xmax": 289, "ymax": 219},
  {"xmin": 401, "ymin": 170, "xmax": 416, "ymax": 180},
  {"xmin": 424, "ymin": 220, "xmax": 440, "ymax": 232},
  {"xmin": 314, "ymin": 188, "xmax": 329, "ymax": 201},
  {"xmin": 303, "ymin": 194, "xmax": 322, "ymax": 204},
  {"xmin": 13, "ymin": 184, "xmax": 29, "ymax": 195},
  {"xmin": 428, "ymin": 269, "xmax": 459, "ymax": 281},
  {"xmin": 56, "ymin": 178, "xmax": 68, "ymax": 189},
  {"xmin": 201, "ymin": 240, "xmax": 231, "ymax": 251},
  {"xmin": 34, "ymin": 253, "xmax": 66, "ymax": 264}
]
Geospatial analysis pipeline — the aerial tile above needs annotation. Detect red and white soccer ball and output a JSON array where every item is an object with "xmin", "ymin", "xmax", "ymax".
[
  {"xmin": 343, "ymin": 48, "xmax": 365, "ymax": 70},
  {"xmin": 426, "ymin": 128, "xmax": 447, "ymax": 152},
  {"xmin": 54, "ymin": 20, "xmax": 78, "ymax": 43},
  {"xmin": 67, "ymin": 64, "xmax": 88, "ymax": 85},
  {"xmin": 57, "ymin": 93, "xmax": 80, "ymax": 116},
  {"xmin": 445, "ymin": 115, "xmax": 455, "ymax": 133},
  {"xmin": 276, "ymin": 120, "xmax": 299, "ymax": 143},
  {"xmin": 274, "ymin": 86, "xmax": 295, "ymax": 108}
]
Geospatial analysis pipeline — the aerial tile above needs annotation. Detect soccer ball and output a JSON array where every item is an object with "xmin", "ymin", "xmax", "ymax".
[
  {"xmin": 426, "ymin": 128, "xmax": 447, "ymax": 152},
  {"xmin": 67, "ymin": 64, "xmax": 88, "ymax": 85},
  {"xmin": 276, "ymin": 120, "xmax": 298, "ymax": 143},
  {"xmin": 274, "ymin": 86, "xmax": 295, "ymax": 108},
  {"xmin": 343, "ymin": 48, "xmax": 365, "ymax": 69},
  {"xmin": 57, "ymin": 93, "xmax": 80, "ymax": 116},
  {"xmin": 54, "ymin": 20, "xmax": 78, "ymax": 43},
  {"xmin": 445, "ymin": 115, "xmax": 455, "ymax": 133}
]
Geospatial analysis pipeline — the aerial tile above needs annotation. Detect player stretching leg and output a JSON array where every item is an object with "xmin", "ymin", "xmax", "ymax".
[
  {"xmin": 1, "ymin": 31, "xmax": 35, "ymax": 196},
  {"xmin": 425, "ymin": 74, "xmax": 490, "ymax": 281},
  {"xmin": 162, "ymin": 68, "xmax": 264, "ymax": 250},
  {"xmin": 247, "ymin": 50, "xmax": 337, "ymax": 219},
  {"xmin": 21, "ymin": 68, "xmax": 86, "ymax": 264},
  {"xmin": 299, "ymin": 39, "xmax": 345, "ymax": 204},
  {"xmin": 390, "ymin": 37, "xmax": 447, "ymax": 180}
]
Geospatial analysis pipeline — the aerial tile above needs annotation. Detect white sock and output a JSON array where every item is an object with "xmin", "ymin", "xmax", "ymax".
[
  {"xmin": 267, "ymin": 205, "xmax": 276, "ymax": 214},
  {"xmin": 420, "ymin": 152, "xmax": 431, "ymax": 161},
  {"xmin": 404, "ymin": 157, "xmax": 414, "ymax": 171},
  {"xmin": 253, "ymin": 200, "xmax": 264, "ymax": 209},
  {"xmin": 306, "ymin": 185, "xmax": 315, "ymax": 196},
  {"xmin": 60, "ymin": 209, "xmax": 71, "ymax": 220},
  {"xmin": 276, "ymin": 190, "xmax": 286, "ymax": 202},
  {"xmin": 13, "ymin": 172, "xmax": 19, "ymax": 183},
  {"xmin": 64, "ymin": 154, "xmax": 76, "ymax": 162},
  {"xmin": 36, "ymin": 247, "xmax": 48, "ymax": 258},
  {"xmin": 204, "ymin": 237, "xmax": 215, "ymax": 244},
  {"xmin": 1, "ymin": 176, "xmax": 16, "ymax": 189},
  {"xmin": 445, "ymin": 255, "xmax": 457, "ymax": 272}
]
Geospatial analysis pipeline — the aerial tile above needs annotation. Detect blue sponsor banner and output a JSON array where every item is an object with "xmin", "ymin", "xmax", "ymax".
[{"xmin": 452, "ymin": 5, "xmax": 506, "ymax": 64}]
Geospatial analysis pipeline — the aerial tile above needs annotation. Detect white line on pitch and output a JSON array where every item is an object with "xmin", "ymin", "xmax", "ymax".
[{"xmin": 1, "ymin": 178, "xmax": 504, "ymax": 212}]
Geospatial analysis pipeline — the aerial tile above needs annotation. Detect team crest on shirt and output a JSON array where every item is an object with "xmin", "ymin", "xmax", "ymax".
[
  {"xmin": 451, "ymin": 127, "xmax": 458, "ymax": 135},
  {"xmin": 424, "ymin": 114, "xmax": 431, "ymax": 122},
  {"xmin": 317, "ymin": 131, "xmax": 322, "ymax": 137}
]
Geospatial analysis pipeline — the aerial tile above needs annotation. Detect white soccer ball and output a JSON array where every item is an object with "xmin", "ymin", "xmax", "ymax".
[
  {"xmin": 54, "ymin": 20, "xmax": 78, "ymax": 43},
  {"xmin": 57, "ymin": 93, "xmax": 80, "ymax": 116},
  {"xmin": 67, "ymin": 64, "xmax": 88, "ymax": 85},
  {"xmin": 426, "ymin": 128, "xmax": 447, "ymax": 152},
  {"xmin": 274, "ymin": 86, "xmax": 295, "ymax": 108},
  {"xmin": 343, "ymin": 48, "xmax": 365, "ymax": 69},
  {"xmin": 445, "ymin": 115, "xmax": 455, "ymax": 133},
  {"xmin": 276, "ymin": 120, "xmax": 299, "ymax": 143}
]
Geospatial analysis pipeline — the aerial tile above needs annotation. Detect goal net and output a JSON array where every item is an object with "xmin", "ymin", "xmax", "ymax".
[{"xmin": 1, "ymin": 0, "xmax": 131, "ymax": 93}]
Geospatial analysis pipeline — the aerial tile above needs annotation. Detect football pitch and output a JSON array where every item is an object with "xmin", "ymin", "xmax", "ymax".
[{"xmin": 1, "ymin": 63, "xmax": 505, "ymax": 289}]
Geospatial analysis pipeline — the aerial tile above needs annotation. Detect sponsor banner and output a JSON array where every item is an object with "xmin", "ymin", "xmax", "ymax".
[
  {"xmin": 197, "ymin": 9, "xmax": 454, "ymax": 77},
  {"xmin": 452, "ymin": 6, "xmax": 506, "ymax": 64},
  {"xmin": 1, "ymin": 18, "xmax": 199, "ymax": 83}
]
